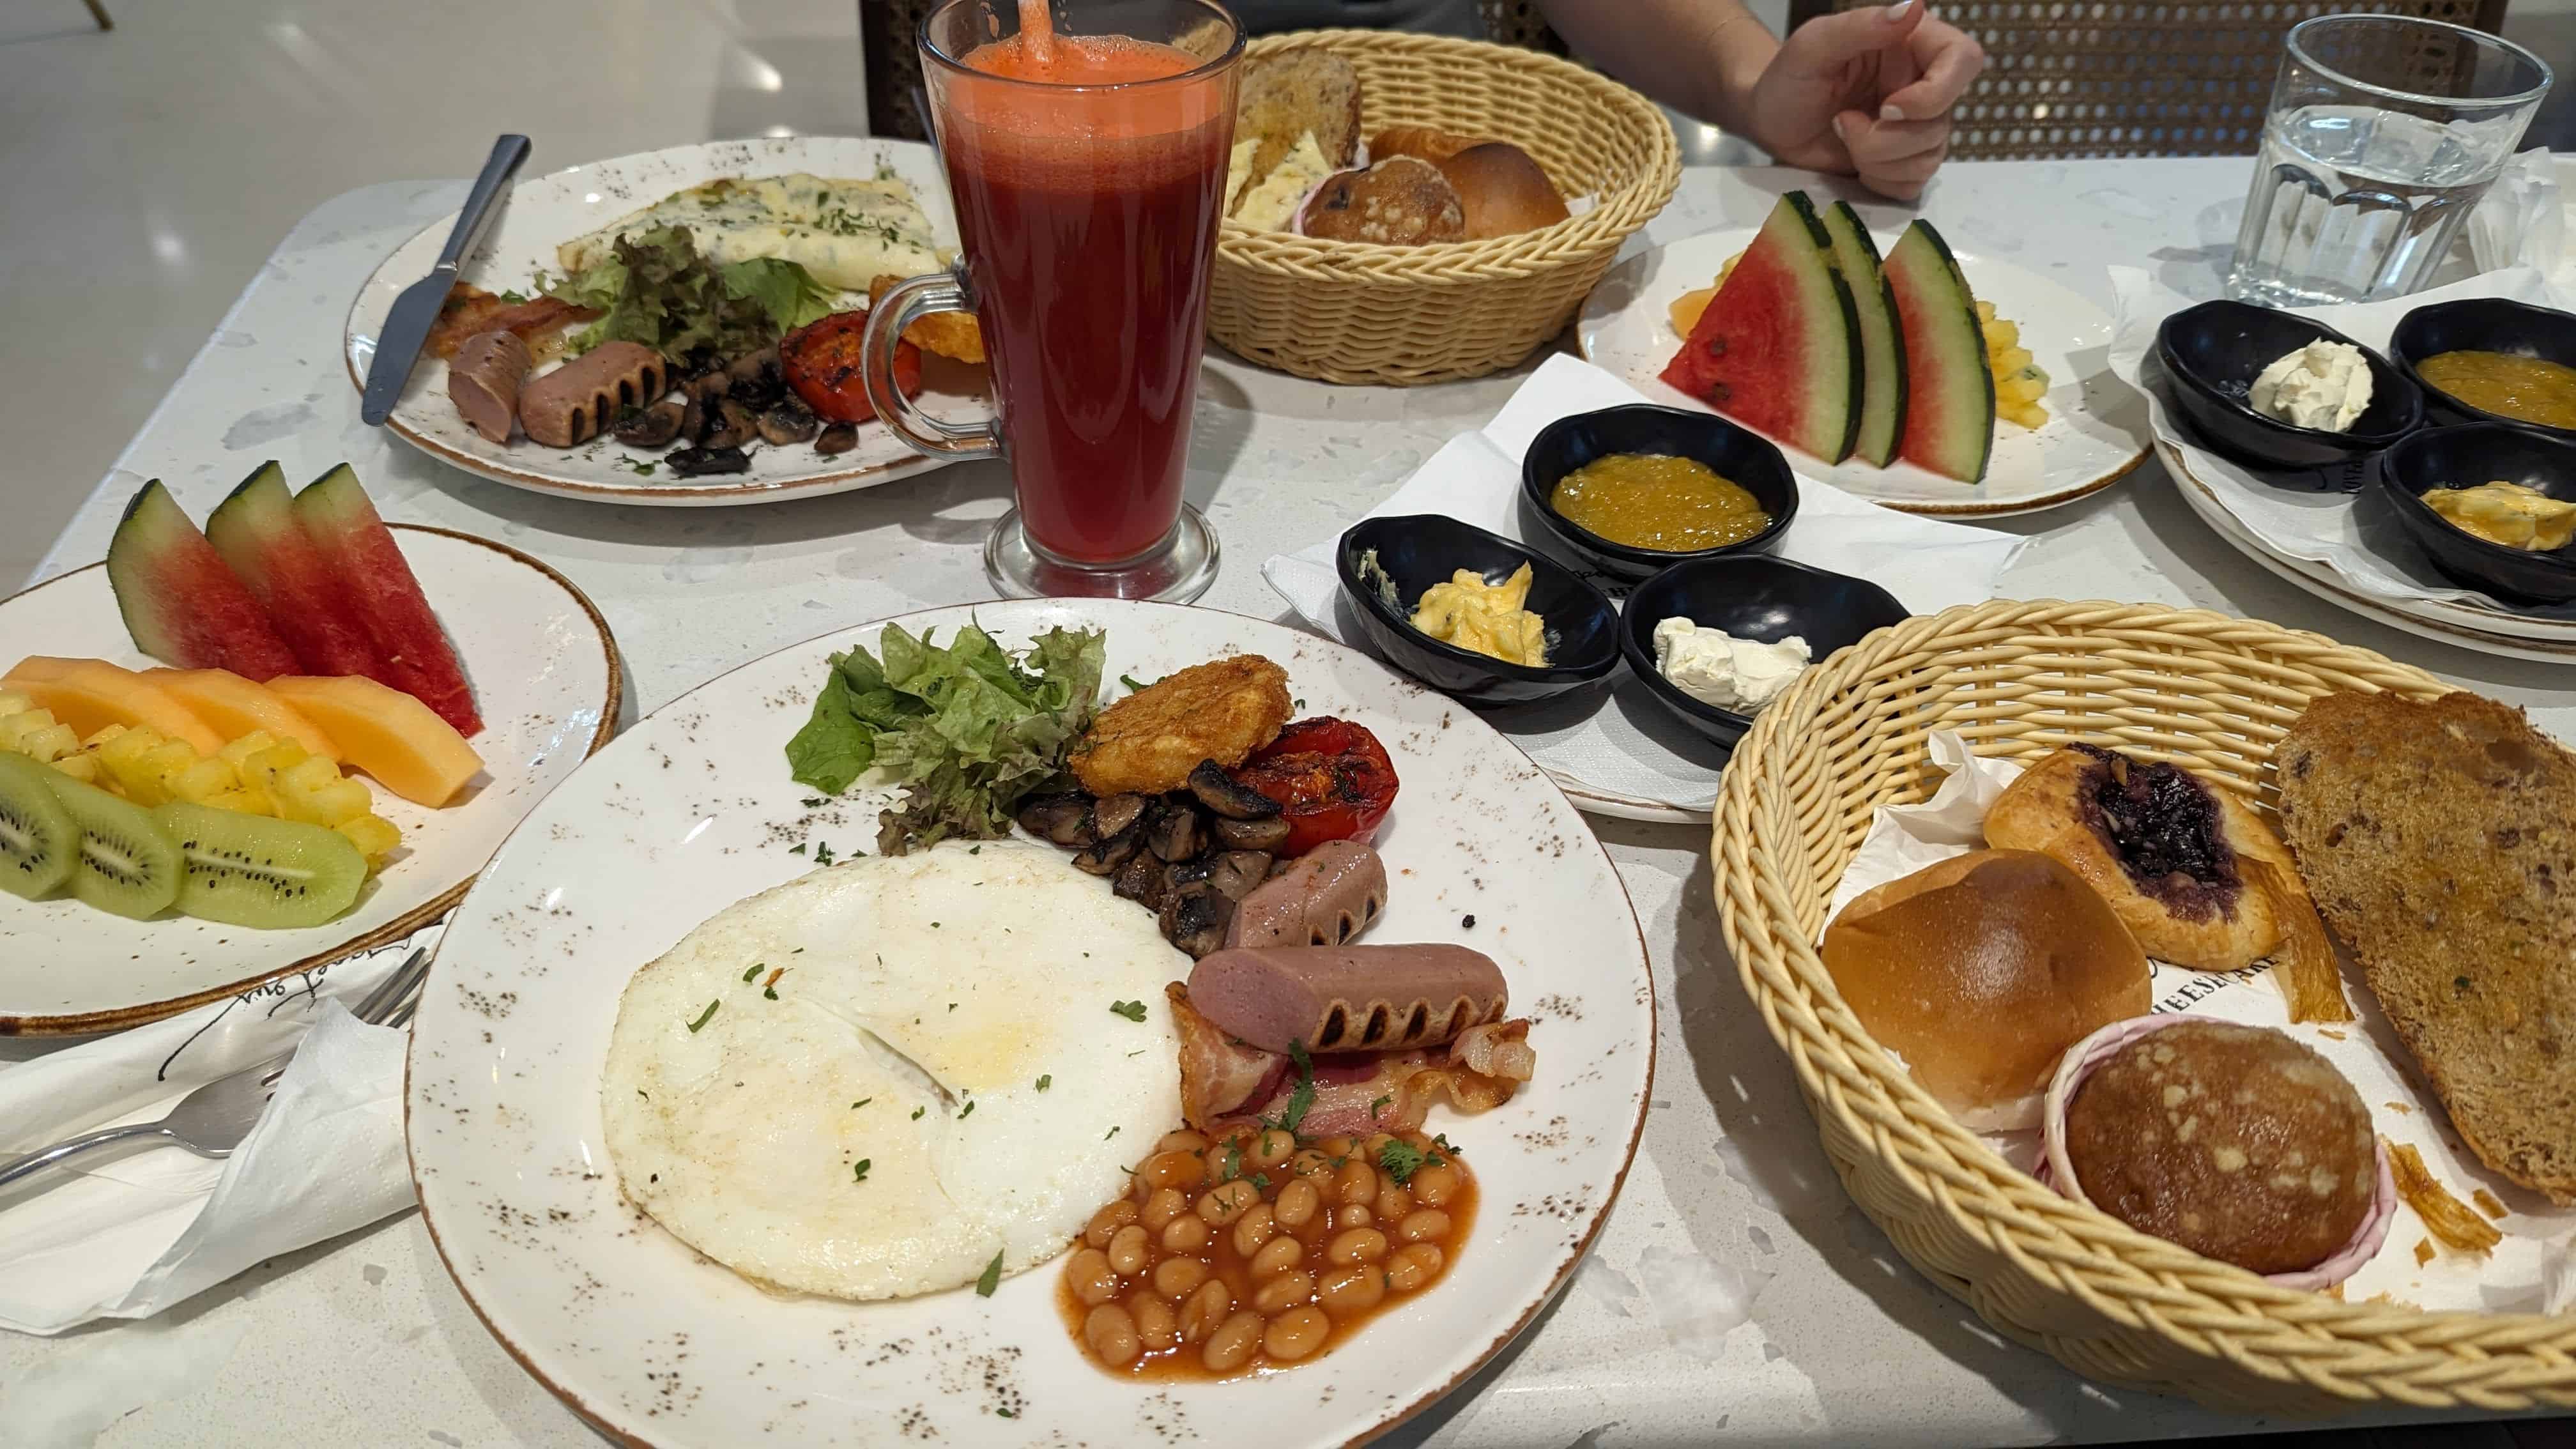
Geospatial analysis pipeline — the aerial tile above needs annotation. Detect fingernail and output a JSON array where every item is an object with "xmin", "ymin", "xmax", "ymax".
[
  {"xmin": 1882, "ymin": 102, "xmax": 1906, "ymax": 121},
  {"xmin": 1887, "ymin": 0, "xmax": 1917, "ymax": 20},
  {"xmin": 1833, "ymin": 114, "xmax": 1850, "ymax": 141}
]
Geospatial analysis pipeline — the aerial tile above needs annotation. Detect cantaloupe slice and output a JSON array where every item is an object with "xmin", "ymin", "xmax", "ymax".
[
  {"xmin": 1, "ymin": 657, "xmax": 224, "ymax": 756},
  {"xmin": 144, "ymin": 668, "xmax": 341, "ymax": 763},
  {"xmin": 260, "ymin": 675, "xmax": 482, "ymax": 806}
]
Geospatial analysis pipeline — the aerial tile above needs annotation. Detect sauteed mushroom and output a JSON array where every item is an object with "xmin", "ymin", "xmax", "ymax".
[
  {"xmin": 1015, "ymin": 792, "xmax": 1096, "ymax": 847},
  {"xmin": 1212, "ymin": 813, "xmax": 1292, "ymax": 852},
  {"xmin": 1160, "ymin": 882, "xmax": 1234, "ymax": 959},
  {"xmin": 666, "ymin": 445, "xmax": 750, "ymax": 477},
  {"xmin": 612, "ymin": 399, "xmax": 686, "ymax": 448},
  {"xmin": 1072, "ymin": 825, "xmax": 1142, "ymax": 876},
  {"xmin": 757, "ymin": 397, "xmax": 820, "ymax": 446},
  {"xmin": 1090, "ymin": 793, "xmax": 1148, "ymax": 840},
  {"xmin": 703, "ymin": 399, "xmax": 759, "ymax": 450},
  {"xmin": 815, "ymin": 422, "xmax": 859, "ymax": 456},
  {"xmin": 1145, "ymin": 797, "xmax": 1204, "ymax": 862},
  {"xmin": 1187, "ymin": 760, "xmax": 1281, "ymax": 820}
]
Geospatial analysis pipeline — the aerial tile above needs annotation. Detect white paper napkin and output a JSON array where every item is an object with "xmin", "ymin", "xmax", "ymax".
[
  {"xmin": 2106, "ymin": 263, "xmax": 2576, "ymax": 622},
  {"xmin": 0, "ymin": 926, "xmax": 434, "ymax": 1335},
  {"xmin": 1828, "ymin": 733, "xmax": 2572, "ymax": 1311},
  {"xmin": 1261, "ymin": 353, "xmax": 2029, "ymax": 815},
  {"xmin": 2469, "ymin": 150, "xmax": 2570, "ymax": 291}
]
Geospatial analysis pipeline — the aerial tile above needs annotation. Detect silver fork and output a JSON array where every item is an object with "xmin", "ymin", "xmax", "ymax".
[{"xmin": 0, "ymin": 947, "xmax": 434, "ymax": 1190}]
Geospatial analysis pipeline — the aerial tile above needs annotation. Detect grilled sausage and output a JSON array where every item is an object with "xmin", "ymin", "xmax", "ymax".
[
  {"xmin": 516, "ymin": 341, "xmax": 669, "ymax": 448},
  {"xmin": 1186, "ymin": 944, "xmax": 1508, "ymax": 1055},
  {"xmin": 1225, "ymin": 839, "xmax": 1386, "ymax": 950},
  {"xmin": 447, "ymin": 330, "xmax": 532, "ymax": 443}
]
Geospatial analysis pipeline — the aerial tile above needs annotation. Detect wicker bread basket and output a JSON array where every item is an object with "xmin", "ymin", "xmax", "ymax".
[
  {"xmin": 1205, "ymin": 30, "xmax": 1680, "ymax": 387},
  {"xmin": 1709, "ymin": 599, "xmax": 2576, "ymax": 1414}
]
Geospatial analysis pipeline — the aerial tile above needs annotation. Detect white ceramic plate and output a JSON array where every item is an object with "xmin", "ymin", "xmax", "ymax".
[
  {"xmin": 1579, "ymin": 228, "xmax": 2152, "ymax": 517},
  {"xmin": 2162, "ymin": 440, "xmax": 2576, "ymax": 663},
  {"xmin": 344, "ymin": 137, "xmax": 985, "ymax": 508},
  {"xmin": 408, "ymin": 599, "xmax": 1654, "ymax": 1448},
  {"xmin": 0, "ymin": 526, "xmax": 620, "ymax": 1034}
]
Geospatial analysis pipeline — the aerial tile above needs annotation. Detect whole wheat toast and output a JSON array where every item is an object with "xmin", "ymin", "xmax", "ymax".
[
  {"xmin": 1236, "ymin": 52, "xmax": 1361, "ymax": 185},
  {"xmin": 2275, "ymin": 691, "xmax": 2576, "ymax": 1203}
]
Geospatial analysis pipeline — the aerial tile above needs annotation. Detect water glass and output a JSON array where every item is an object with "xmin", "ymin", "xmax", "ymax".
[{"xmin": 2228, "ymin": 15, "xmax": 2552, "ymax": 307}]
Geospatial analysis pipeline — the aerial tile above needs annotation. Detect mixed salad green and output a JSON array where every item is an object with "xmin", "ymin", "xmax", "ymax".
[
  {"xmin": 544, "ymin": 225, "xmax": 839, "ymax": 362},
  {"xmin": 786, "ymin": 623, "xmax": 1107, "ymax": 856}
]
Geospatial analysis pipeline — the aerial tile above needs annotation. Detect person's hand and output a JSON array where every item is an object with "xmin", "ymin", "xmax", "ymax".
[{"xmin": 1747, "ymin": 0, "xmax": 1984, "ymax": 201}]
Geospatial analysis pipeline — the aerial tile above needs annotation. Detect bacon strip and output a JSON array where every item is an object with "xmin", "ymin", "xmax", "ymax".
[
  {"xmin": 426, "ymin": 284, "xmax": 598, "ymax": 360},
  {"xmin": 1168, "ymin": 983, "xmax": 1533, "ymax": 1135}
]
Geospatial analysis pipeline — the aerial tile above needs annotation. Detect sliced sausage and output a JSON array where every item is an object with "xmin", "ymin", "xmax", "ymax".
[
  {"xmin": 1186, "ymin": 944, "xmax": 1508, "ymax": 1055},
  {"xmin": 517, "ymin": 341, "xmax": 669, "ymax": 448},
  {"xmin": 447, "ymin": 330, "xmax": 532, "ymax": 443},
  {"xmin": 1225, "ymin": 839, "xmax": 1386, "ymax": 950}
]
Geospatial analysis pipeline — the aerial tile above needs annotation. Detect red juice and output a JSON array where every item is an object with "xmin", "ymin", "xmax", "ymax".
[{"xmin": 937, "ymin": 21, "xmax": 1234, "ymax": 565}]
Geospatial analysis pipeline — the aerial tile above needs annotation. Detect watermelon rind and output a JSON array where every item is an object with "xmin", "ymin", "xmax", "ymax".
[
  {"xmin": 1820, "ymin": 201, "xmax": 1908, "ymax": 468},
  {"xmin": 206, "ymin": 462, "xmax": 387, "ymax": 679},
  {"xmin": 1660, "ymin": 191, "xmax": 1862, "ymax": 464},
  {"xmin": 1884, "ymin": 220, "xmax": 1996, "ymax": 484},
  {"xmin": 104, "ymin": 480, "xmax": 301, "ymax": 681},
  {"xmin": 294, "ymin": 464, "xmax": 484, "ymax": 737}
]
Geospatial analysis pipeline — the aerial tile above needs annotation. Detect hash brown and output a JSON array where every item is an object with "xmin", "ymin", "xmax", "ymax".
[{"xmin": 1070, "ymin": 656, "xmax": 1291, "ymax": 796}]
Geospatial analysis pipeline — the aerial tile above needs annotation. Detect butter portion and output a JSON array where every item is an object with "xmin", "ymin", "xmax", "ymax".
[
  {"xmin": 2248, "ymin": 341, "xmax": 2373, "ymax": 433},
  {"xmin": 1653, "ymin": 618, "xmax": 1810, "ymax": 714},
  {"xmin": 1232, "ymin": 131, "xmax": 1331, "ymax": 232}
]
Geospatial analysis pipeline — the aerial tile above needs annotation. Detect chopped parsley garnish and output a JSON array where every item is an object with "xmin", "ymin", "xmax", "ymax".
[
  {"xmin": 742, "ymin": 964, "xmax": 762, "ymax": 982},
  {"xmin": 959, "ymin": 1100, "xmax": 976, "ymax": 1119},
  {"xmin": 1119, "ymin": 674, "xmax": 1149, "ymax": 692},
  {"xmin": 788, "ymin": 843, "xmax": 807, "ymax": 855},
  {"xmin": 1110, "ymin": 999, "xmax": 1148, "ymax": 1022},
  {"xmin": 801, "ymin": 797, "xmax": 825, "ymax": 808},
  {"xmin": 1250, "ymin": 1173, "xmax": 1271, "ymax": 1191},
  {"xmin": 969, "ymin": 845, "xmax": 981, "ymax": 854},
  {"xmin": 912, "ymin": 1106, "xmax": 926, "ymax": 1120},
  {"xmin": 1378, "ymin": 1138, "xmax": 1426, "ymax": 1186},
  {"xmin": 1270, "ymin": 1041, "xmax": 1316, "ymax": 1135},
  {"xmin": 1105, "ymin": 1126, "xmax": 1120, "ymax": 1140},
  {"xmin": 995, "ymin": 1408, "xmax": 1015, "ymax": 1419},
  {"xmin": 1368, "ymin": 1094, "xmax": 1393, "ymax": 1121},
  {"xmin": 1035, "ymin": 1075, "xmax": 1052, "ymax": 1091},
  {"xmin": 974, "ymin": 1249, "xmax": 1005, "ymax": 1296},
  {"xmin": 763, "ymin": 985, "xmax": 779, "ymax": 1000},
  {"xmin": 852, "ymin": 1099, "xmax": 872, "ymax": 1109},
  {"xmin": 686, "ymin": 1000, "xmax": 720, "ymax": 1033},
  {"xmin": 852, "ymin": 1159, "xmax": 871, "ymax": 1183},
  {"xmin": 1220, "ymin": 1140, "xmax": 1244, "ymax": 1181},
  {"xmin": 812, "ymin": 841, "xmax": 836, "ymax": 866}
]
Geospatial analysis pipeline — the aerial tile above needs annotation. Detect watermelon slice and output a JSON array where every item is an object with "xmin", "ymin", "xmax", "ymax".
[
  {"xmin": 103, "ymin": 481, "xmax": 302, "ymax": 682},
  {"xmin": 1883, "ymin": 220, "xmax": 1996, "ymax": 484},
  {"xmin": 292, "ymin": 464, "xmax": 483, "ymax": 737},
  {"xmin": 1660, "ymin": 191, "xmax": 1860, "ymax": 463},
  {"xmin": 1818, "ymin": 201, "xmax": 1908, "ymax": 468},
  {"xmin": 204, "ymin": 462, "xmax": 388, "ymax": 679}
]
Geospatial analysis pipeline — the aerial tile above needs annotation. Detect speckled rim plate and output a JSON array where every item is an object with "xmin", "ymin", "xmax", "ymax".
[
  {"xmin": 1578, "ymin": 227, "xmax": 2152, "ymax": 517},
  {"xmin": 343, "ymin": 136, "xmax": 984, "ymax": 509},
  {"xmin": 0, "ymin": 525, "xmax": 620, "ymax": 1034},
  {"xmin": 406, "ymin": 599, "xmax": 1653, "ymax": 1449},
  {"xmin": 2162, "ymin": 440, "xmax": 2576, "ymax": 663}
]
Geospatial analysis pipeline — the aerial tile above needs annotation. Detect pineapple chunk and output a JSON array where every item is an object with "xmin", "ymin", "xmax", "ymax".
[
  {"xmin": 49, "ymin": 751, "xmax": 103, "ymax": 785},
  {"xmin": 82, "ymin": 723, "xmax": 129, "ymax": 749},
  {"xmin": 0, "ymin": 689, "xmax": 29, "ymax": 717},
  {"xmin": 167, "ymin": 756, "xmax": 240, "ymax": 805},
  {"xmin": 16, "ymin": 721, "xmax": 80, "ymax": 763},
  {"xmin": 335, "ymin": 813, "xmax": 402, "ymax": 868},
  {"xmin": 0, "ymin": 707, "xmax": 61, "ymax": 753},
  {"xmin": 218, "ymin": 731, "xmax": 278, "ymax": 770},
  {"xmin": 1976, "ymin": 298, "xmax": 2050, "ymax": 429}
]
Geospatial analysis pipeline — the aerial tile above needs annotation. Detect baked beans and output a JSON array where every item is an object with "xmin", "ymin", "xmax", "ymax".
[{"xmin": 1060, "ymin": 1125, "xmax": 1476, "ymax": 1380}]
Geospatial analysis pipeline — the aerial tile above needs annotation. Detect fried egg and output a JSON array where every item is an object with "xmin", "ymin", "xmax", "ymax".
[{"xmin": 599, "ymin": 839, "xmax": 1184, "ymax": 1300}]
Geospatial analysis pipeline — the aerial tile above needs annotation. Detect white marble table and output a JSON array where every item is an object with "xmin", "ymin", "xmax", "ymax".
[{"xmin": 8, "ymin": 157, "xmax": 2570, "ymax": 1448}]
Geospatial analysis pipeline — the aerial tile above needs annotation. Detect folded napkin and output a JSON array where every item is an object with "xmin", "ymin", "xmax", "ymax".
[
  {"xmin": 2106, "ymin": 264, "xmax": 2576, "ymax": 622},
  {"xmin": 1262, "ymin": 354, "xmax": 2028, "ymax": 815},
  {"xmin": 0, "ymin": 925, "xmax": 435, "ymax": 1335},
  {"xmin": 2470, "ymin": 149, "xmax": 2570, "ymax": 293}
]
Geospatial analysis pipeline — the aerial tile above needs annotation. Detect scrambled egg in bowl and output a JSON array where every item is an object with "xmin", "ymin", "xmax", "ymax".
[{"xmin": 1411, "ymin": 562, "xmax": 1549, "ymax": 666}]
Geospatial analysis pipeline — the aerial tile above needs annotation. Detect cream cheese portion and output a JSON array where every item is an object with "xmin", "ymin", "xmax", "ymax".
[{"xmin": 2248, "ymin": 341, "xmax": 2373, "ymax": 432}]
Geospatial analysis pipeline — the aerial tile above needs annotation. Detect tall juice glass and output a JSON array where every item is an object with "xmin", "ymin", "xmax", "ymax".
[{"xmin": 868, "ymin": 0, "xmax": 1241, "ymax": 602}]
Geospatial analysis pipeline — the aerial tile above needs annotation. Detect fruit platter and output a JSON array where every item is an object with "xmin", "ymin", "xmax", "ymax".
[
  {"xmin": 0, "ymin": 464, "xmax": 618, "ymax": 1032},
  {"xmin": 1579, "ymin": 194, "xmax": 2153, "ymax": 517}
]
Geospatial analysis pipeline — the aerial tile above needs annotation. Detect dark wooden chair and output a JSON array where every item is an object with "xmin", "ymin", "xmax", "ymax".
[{"xmin": 1784, "ymin": 0, "xmax": 2512, "ymax": 159}]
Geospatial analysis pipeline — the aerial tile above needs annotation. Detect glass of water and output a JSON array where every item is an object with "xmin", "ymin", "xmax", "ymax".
[{"xmin": 2229, "ymin": 15, "xmax": 2552, "ymax": 307}]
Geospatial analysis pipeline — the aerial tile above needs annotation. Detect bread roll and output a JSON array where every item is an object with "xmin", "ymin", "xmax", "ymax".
[
  {"xmin": 1370, "ymin": 125, "xmax": 1480, "ymax": 164},
  {"xmin": 1435, "ymin": 142, "xmax": 1569, "ymax": 240},
  {"xmin": 1821, "ymin": 849, "xmax": 2150, "ymax": 1130},
  {"xmin": 1301, "ymin": 157, "xmax": 1465, "ymax": 245}
]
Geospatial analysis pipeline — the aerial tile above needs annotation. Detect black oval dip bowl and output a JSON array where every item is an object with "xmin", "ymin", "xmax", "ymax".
[
  {"xmin": 1617, "ymin": 556, "xmax": 1910, "ymax": 749},
  {"xmin": 2377, "ymin": 423, "xmax": 2576, "ymax": 604},
  {"xmin": 2389, "ymin": 298, "xmax": 2576, "ymax": 440},
  {"xmin": 2154, "ymin": 300, "xmax": 2423, "ymax": 473},
  {"xmin": 1336, "ymin": 514, "xmax": 1621, "ymax": 705},
  {"xmin": 1521, "ymin": 404, "xmax": 1798, "ymax": 581}
]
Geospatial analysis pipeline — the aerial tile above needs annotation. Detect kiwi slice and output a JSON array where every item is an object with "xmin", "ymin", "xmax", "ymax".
[
  {"xmin": 0, "ymin": 753, "xmax": 77, "ymax": 900},
  {"xmin": 156, "ymin": 802, "xmax": 364, "ymax": 928},
  {"xmin": 42, "ymin": 769, "xmax": 181, "ymax": 919}
]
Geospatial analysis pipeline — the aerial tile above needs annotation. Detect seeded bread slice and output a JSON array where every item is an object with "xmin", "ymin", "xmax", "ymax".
[
  {"xmin": 2274, "ymin": 690, "xmax": 2576, "ymax": 1204},
  {"xmin": 1235, "ymin": 51, "xmax": 1361, "ymax": 187}
]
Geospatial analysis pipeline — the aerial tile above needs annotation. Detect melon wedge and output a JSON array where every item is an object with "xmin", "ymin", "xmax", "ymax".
[
  {"xmin": 1819, "ymin": 201, "xmax": 1908, "ymax": 468},
  {"xmin": 144, "ymin": 668, "xmax": 341, "ymax": 762},
  {"xmin": 1660, "ymin": 190, "xmax": 1861, "ymax": 463},
  {"xmin": 293, "ymin": 465, "xmax": 483, "ymax": 737},
  {"xmin": 1, "ymin": 657, "xmax": 224, "ymax": 756},
  {"xmin": 261, "ymin": 675, "xmax": 482, "ymax": 807},
  {"xmin": 205, "ymin": 462, "xmax": 387, "ymax": 679},
  {"xmin": 1884, "ymin": 220, "xmax": 1997, "ymax": 484},
  {"xmin": 103, "ymin": 480, "xmax": 301, "ymax": 682}
]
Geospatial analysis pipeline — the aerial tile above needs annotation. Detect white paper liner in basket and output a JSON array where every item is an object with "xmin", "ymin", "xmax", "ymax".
[{"xmin": 2035, "ymin": 1013, "xmax": 2398, "ymax": 1293}]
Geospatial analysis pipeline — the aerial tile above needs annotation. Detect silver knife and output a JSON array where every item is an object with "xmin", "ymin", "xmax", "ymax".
[{"xmin": 360, "ymin": 134, "xmax": 533, "ymax": 425}]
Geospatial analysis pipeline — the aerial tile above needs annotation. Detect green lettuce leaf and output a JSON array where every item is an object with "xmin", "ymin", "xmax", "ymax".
[
  {"xmin": 718, "ymin": 257, "xmax": 839, "ymax": 333},
  {"xmin": 781, "ymin": 623, "xmax": 1107, "ymax": 855},
  {"xmin": 546, "ymin": 226, "xmax": 839, "ymax": 362}
]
